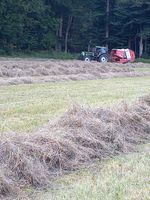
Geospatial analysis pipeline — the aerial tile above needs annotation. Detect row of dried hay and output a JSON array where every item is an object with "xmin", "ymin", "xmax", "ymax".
[
  {"xmin": 0, "ymin": 60, "xmax": 134, "ymax": 78},
  {"xmin": 0, "ymin": 95, "xmax": 150, "ymax": 198}
]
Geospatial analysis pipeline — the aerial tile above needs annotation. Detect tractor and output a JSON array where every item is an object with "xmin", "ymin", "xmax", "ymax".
[
  {"xmin": 79, "ymin": 46, "xmax": 135, "ymax": 63},
  {"xmin": 79, "ymin": 46, "xmax": 109, "ymax": 62}
]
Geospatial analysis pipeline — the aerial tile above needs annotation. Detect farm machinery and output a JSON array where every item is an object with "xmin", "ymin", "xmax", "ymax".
[
  {"xmin": 110, "ymin": 49, "xmax": 135, "ymax": 64},
  {"xmin": 79, "ymin": 46, "xmax": 109, "ymax": 62},
  {"xmin": 79, "ymin": 46, "xmax": 135, "ymax": 63}
]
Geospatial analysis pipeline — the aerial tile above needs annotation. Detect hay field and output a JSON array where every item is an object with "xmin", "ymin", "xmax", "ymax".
[
  {"xmin": 0, "ymin": 77, "xmax": 150, "ymax": 133},
  {"xmin": 0, "ymin": 59, "xmax": 150, "ymax": 199},
  {"xmin": 36, "ymin": 147, "xmax": 150, "ymax": 200},
  {"xmin": 0, "ymin": 58, "xmax": 150, "ymax": 85}
]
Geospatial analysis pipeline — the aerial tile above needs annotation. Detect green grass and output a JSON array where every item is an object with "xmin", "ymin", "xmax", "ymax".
[
  {"xmin": 135, "ymin": 67, "xmax": 150, "ymax": 73},
  {"xmin": 0, "ymin": 76, "xmax": 150, "ymax": 133},
  {"xmin": 36, "ymin": 147, "xmax": 150, "ymax": 200},
  {"xmin": 0, "ymin": 76, "xmax": 150, "ymax": 200},
  {"xmin": 0, "ymin": 50, "xmax": 78, "ymax": 59},
  {"xmin": 136, "ymin": 58, "xmax": 150, "ymax": 63}
]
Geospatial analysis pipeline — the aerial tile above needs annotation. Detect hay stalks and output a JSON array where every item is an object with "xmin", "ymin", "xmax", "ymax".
[
  {"xmin": 0, "ymin": 95, "xmax": 150, "ymax": 197},
  {"xmin": 0, "ymin": 59, "xmax": 150, "ymax": 85}
]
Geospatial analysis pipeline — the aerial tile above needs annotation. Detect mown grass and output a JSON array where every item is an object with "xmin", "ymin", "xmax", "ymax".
[
  {"xmin": 135, "ymin": 67, "xmax": 150, "ymax": 73},
  {"xmin": 0, "ymin": 76, "xmax": 150, "ymax": 133},
  {"xmin": 36, "ymin": 147, "xmax": 150, "ymax": 200},
  {"xmin": 0, "ymin": 76, "xmax": 150, "ymax": 200}
]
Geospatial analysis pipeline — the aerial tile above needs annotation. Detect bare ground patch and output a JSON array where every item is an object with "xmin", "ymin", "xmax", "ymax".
[
  {"xmin": 0, "ymin": 58, "xmax": 150, "ymax": 85},
  {"xmin": 0, "ymin": 94, "xmax": 150, "ymax": 198}
]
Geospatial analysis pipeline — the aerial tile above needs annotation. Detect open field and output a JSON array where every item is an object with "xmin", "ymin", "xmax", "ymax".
[
  {"xmin": 0, "ymin": 90, "xmax": 150, "ymax": 198},
  {"xmin": 0, "ymin": 59, "xmax": 150, "ymax": 199},
  {"xmin": 0, "ymin": 77, "xmax": 150, "ymax": 133}
]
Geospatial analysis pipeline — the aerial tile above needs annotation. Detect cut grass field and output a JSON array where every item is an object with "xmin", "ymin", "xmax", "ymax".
[
  {"xmin": 135, "ymin": 67, "xmax": 150, "ymax": 73},
  {"xmin": 0, "ymin": 76, "xmax": 150, "ymax": 133},
  {"xmin": 36, "ymin": 147, "xmax": 150, "ymax": 200},
  {"xmin": 0, "ymin": 75, "xmax": 150, "ymax": 200}
]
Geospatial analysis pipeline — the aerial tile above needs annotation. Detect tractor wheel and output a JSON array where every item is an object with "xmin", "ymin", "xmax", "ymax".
[
  {"xmin": 84, "ymin": 57, "xmax": 91, "ymax": 62},
  {"xmin": 99, "ymin": 54, "xmax": 108, "ymax": 62}
]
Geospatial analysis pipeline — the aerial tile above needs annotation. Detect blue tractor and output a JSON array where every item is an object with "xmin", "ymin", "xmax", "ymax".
[{"xmin": 79, "ymin": 46, "xmax": 109, "ymax": 62}]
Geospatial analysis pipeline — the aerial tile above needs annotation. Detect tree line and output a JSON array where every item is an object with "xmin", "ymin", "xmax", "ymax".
[{"xmin": 0, "ymin": 0, "xmax": 150, "ymax": 57}]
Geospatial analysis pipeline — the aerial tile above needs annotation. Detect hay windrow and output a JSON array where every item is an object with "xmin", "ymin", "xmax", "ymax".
[
  {"xmin": 0, "ymin": 95, "xmax": 150, "ymax": 197},
  {"xmin": 0, "ymin": 59, "xmax": 150, "ymax": 85}
]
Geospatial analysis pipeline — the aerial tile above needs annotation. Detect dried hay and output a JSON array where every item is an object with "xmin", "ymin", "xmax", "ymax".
[
  {"xmin": 0, "ymin": 59, "xmax": 132, "ymax": 78},
  {"xmin": 0, "ymin": 95, "xmax": 150, "ymax": 197},
  {"xmin": 0, "ymin": 58, "xmax": 150, "ymax": 85},
  {"xmin": 0, "ymin": 167, "xmax": 18, "ymax": 198}
]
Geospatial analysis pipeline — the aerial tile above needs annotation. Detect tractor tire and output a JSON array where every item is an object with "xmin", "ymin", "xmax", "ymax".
[
  {"xmin": 98, "ymin": 54, "xmax": 108, "ymax": 62},
  {"xmin": 84, "ymin": 57, "xmax": 91, "ymax": 62}
]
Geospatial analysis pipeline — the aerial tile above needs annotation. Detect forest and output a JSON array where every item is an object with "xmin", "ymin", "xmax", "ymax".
[{"xmin": 0, "ymin": 0, "xmax": 150, "ymax": 57}]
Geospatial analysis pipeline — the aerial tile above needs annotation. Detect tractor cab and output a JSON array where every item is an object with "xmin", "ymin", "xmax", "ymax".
[
  {"xmin": 92, "ymin": 46, "xmax": 108, "ymax": 60},
  {"xmin": 92, "ymin": 46, "xmax": 108, "ymax": 55}
]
